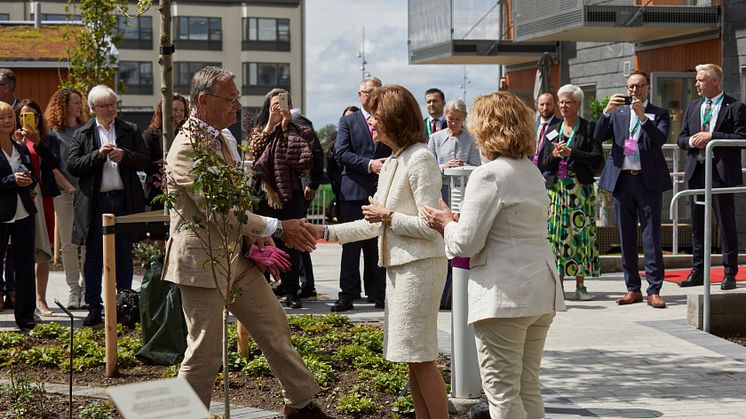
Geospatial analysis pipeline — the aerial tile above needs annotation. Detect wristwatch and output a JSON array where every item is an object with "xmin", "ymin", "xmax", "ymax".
[{"xmin": 272, "ymin": 220, "xmax": 284, "ymax": 238}]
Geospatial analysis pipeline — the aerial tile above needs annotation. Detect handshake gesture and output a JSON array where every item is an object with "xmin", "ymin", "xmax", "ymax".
[{"xmin": 273, "ymin": 218, "xmax": 320, "ymax": 252}]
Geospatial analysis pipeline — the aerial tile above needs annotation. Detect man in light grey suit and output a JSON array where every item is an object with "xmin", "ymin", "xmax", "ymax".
[{"xmin": 163, "ymin": 66, "xmax": 330, "ymax": 418}]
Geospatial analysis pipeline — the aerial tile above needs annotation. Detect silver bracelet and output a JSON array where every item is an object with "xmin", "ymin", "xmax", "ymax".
[{"xmin": 323, "ymin": 225, "xmax": 330, "ymax": 241}]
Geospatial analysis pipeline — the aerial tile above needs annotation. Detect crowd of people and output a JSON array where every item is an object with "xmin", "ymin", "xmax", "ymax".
[{"xmin": 1, "ymin": 60, "xmax": 744, "ymax": 418}]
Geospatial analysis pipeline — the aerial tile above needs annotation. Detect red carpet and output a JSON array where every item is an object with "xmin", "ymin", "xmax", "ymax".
[{"xmin": 658, "ymin": 267, "xmax": 746, "ymax": 284}]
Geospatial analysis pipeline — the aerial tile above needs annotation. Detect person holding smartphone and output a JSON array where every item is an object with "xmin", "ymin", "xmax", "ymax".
[
  {"xmin": 248, "ymin": 88, "xmax": 314, "ymax": 309},
  {"xmin": 538, "ymin": 84, "xmax": 603, "ymax": 301},
  {"xmin": 0, "ymin": 101, "xmax": 38, "ymax": 330}
]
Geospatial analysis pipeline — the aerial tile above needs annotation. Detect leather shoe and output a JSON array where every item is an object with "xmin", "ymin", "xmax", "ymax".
[
  {"xmin": 285, "ymin": 295, "xmax": 303, "ymax": 309},
  {"xmin": 298, "ymin": 288, "xmax": 317, "ymax": 299},
  {"xmin": 330, "ymin": 298, "xmax": 353, "ymax": 312},
  {"xmin": 646, "ymin": 294, "xmax": 667, "ymax": 309},
  {"xmin": 721, "ymin": 274, "xmax": 737, "ymax": 290},
  {"xmin": 374, "ymin": 300, "xmax": 385, "ymax": 309},
  {"xmin": 679, "ymin": 271, "xmax": 704, "ymax": 288},
  {"xmin": 283, "ymin": 401, "xmax": 333, "ymax": 419},
  {"xmin": 82, "ymin": 310, "xmax": 103, "ymax": 327},
  {"xmin": 616, "ymin": 291, "xmax": 643, "ymax": 305},
  {"xmin": 5, "ymin": 291, "xmax": 15, "ymax": 309}
]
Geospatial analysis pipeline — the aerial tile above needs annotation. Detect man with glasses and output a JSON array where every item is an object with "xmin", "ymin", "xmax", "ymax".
[
  {"xmin": 332, "ymin": 76, "xmax": 391, "ymax": 312},
  {"xmin": 595, "ymin": 71, "xmax": 672, "ymax": 308},
  {"xmin": 163, "ymin": 66, "xmax": 330, "ymax": 417},
  {"xmin": 677, "ymin": 63, "xmax": 746, "ymax": 291},
  {"xmin": 0, "ymin": 69, "xmax": 19, "ymax": 107},
  {"xmin": 67, "ymin": 85, "xmax": 151, "ymax": 326}
]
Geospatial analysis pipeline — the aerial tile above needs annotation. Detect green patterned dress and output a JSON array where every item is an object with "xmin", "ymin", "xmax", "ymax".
[{"xmin": 547, "ymin": 173, "xmax": 600, "ymax": 278}]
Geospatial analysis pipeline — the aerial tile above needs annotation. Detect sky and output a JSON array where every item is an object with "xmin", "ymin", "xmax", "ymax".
[{"xmin": 304, "ymin": 0, "xmax": 502, "ymax": 129}]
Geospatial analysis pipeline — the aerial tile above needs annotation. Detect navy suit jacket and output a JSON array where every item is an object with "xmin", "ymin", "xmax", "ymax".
[
  {"xmin": 676, "ymin": 94, "xmax": 746, "ymax": 187},
  {"xmin": 0, "ymin": 141, "xmax": 37, "ymax": 222},
  {"xmin": 335, "ymin": 110, "xmax": 392, "ymax": 202},
  {"xmin": 595, "ymin": 103, "xmax": 672, "ymax": 193}
]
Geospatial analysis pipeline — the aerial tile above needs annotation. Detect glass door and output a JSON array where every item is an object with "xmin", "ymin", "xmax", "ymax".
[{"xmin": 650, "ymin": 72, "xmax": 697, "ymax": 143}]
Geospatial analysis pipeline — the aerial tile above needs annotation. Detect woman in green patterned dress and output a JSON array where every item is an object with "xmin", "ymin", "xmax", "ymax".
[{"xmin": 538, "ymin": 84, "xmax": 603, "ymax": 301}]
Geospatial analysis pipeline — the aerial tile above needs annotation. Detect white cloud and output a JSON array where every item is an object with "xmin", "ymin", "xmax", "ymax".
[{"xmin": 305, "ymin": 0, "xmax": 503, "ymax": 128}]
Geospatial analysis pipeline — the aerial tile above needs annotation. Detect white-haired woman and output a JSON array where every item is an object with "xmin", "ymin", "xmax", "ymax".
[
  {"xmin": 427, "ymin": 98, "xmax": 481, "ymax": 205},
  {"xmin": 538, "ymin": 84, "xmax": 603, "ymax": 301},
  {"xmin": 66, "ymin": 85, "xmax": 150, "ymax": 326}
]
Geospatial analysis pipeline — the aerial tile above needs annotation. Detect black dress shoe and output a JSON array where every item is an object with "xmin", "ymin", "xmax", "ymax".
[
  {"xmin": 721, "ymin": 274, "xmax": 737, "ymax": 290},
  {"xmin": 298, "ymin": 288, "xmax": 317, "ymax": 299},
  {"xmin": 365, "ymin": 296, "xmax": 376, "ymax": 303},
  {"xmin": 374, "ymin": 300, "xmax": 385, "ymax": 309},
  {"xmin": 82, "ymin": 310, "xmax": 103, "ymax": 327},
  {"xmin": 285, "ymin": 295, "xmax": 303, "ymax": 309},
  {"xmin": 330, "ymin": 298, "xmax": 353, "ymax": 312},
  {"xmin": 679, "ymin": 271, "xmax": 704, "ymax": 288},
  {"xmin": 273, "ymin": 285, "xmax": 287, "ymax": 297}
]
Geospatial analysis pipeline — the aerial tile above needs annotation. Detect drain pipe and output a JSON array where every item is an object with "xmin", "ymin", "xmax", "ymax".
[{"xmin": 33, "ymin": 2, "xmax": 41, "ymax": 28}]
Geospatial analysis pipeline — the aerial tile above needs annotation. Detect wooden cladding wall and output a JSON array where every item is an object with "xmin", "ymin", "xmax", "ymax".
[
  {"xmin": 636, "ymin": 38, "xmax": 721, "ymax": 74},
  {"xmin": 14, "ymin": 68, "xmax": 69, "ymax": 111},
  {"xmin": 506, "ymin": 64, "xmax": 560, "ymax": 93}
]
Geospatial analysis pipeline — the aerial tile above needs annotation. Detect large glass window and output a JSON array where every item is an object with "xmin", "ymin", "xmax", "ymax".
[
  {"xmin": 0, "ymin": 14, "xmax": 9, "ymax": 21},
  {"xmin": 116, "ymin": 15, "xmax": 152, "ymax": 49},
  {"xmin": 650, "ymin": 72, "xmax": 697, "ymax": 144},
  {"xmin": 119, "ymin": 61, "xmax": 153, "ymax": 95},
  {"xmin": 175, "ymin": 16, "xmax": 222, "ymax": 50},
  {"xmin": 242, "ymin": 17, "xmax": 290, "ymax": 51},
  {"xmin": 242, "ymin": 62, "xmax": 290, "ymax": 95},
  {"xmin": 174, "ymin": 62, "xmax": 221, "ymax": 94}
]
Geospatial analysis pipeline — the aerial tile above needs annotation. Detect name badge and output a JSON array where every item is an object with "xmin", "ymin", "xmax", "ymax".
[
  {"xmin": 546, "ymin": 130, "xmax": 559, "ymax": 141},
  {"xmin": 557, "ymin": 160, "xmax": 568, "ymax": 180},
  {"xmin": 624, "ymin": 138, "xmax": 637, "ymax": 156}
]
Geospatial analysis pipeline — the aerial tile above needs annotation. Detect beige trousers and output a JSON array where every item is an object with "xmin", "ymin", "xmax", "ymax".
[
  {"xmin": 53, "ymin": 192, "xmax": 85, "ymax": 295},
  {"xmin": 473, "ymin": 313, "xmax": 555, "ymax": 419},
  {"xmin": 177, "ymin": 266, "xmax": 320, "ymax": 408}
]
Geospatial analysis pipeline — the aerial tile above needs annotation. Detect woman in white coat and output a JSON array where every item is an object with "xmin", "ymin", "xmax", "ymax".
[
  {"xmin": 423, "ymin": 91, "xmax": 565, "ymax": 419},
  {"xmin": 314, "ymin": 84, "xmax": 449, "ymax": 418}
]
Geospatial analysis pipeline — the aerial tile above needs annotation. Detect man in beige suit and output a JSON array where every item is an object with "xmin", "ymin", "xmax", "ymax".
[{"xmin": 162, "ymin": 66, "xmax": 329, "ymax": 418}]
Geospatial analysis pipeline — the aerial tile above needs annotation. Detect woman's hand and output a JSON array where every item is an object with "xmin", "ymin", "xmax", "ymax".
[
  {"xmin": 14, "ymin": 172, "xmax": 32, "ymax": 187},
  {"xmin": 422, "ymin": 198, "xmax": 454, "ymax": 235},
  {"xmin": 551, "ymin": 141, "xmax": 570, "ymax": 158},
  {"xmin": 13, "ymin": 127, "xmax": 40, "ymax": 145},
  {"xmin": 264, "ymin": 103, "xmax": 285, "ymax": 133},
  {"xmin": 362, "ymin": 197, "xmax": 390, "ymax": 223}
]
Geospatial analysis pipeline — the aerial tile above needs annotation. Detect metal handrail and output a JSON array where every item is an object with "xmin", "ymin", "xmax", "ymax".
[{"xmin": 668, "ymin": 139, "xmax": 746, "ymax": 333}]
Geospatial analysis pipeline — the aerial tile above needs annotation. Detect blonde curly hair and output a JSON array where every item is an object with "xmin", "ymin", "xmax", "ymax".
[
  {"xmin": 468, "ymin": 91, "xmax": 535, "ymax": 160},
  {"xmin": 44, "ymin": 88, "xmax": 89, "ymax": 131}
]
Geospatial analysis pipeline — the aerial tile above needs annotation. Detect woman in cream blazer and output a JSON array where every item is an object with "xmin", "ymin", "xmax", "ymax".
[
  {"xmin": 424, "ymin": 91, "xmax": 565, "ymax": 419},
  {"xmin": 318, "ymin": 85, "xmax": 449, "ymax": 419}
]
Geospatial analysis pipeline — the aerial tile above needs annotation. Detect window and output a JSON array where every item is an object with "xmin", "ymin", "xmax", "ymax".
[
  {"xmin": 175, "ymin": 16, "xmax": 222, "ymax": 50},
  {"xmin": 29, "ymin": 13, "xmax": 81, "ymax": 21},
  {"xmin": 174, "ymin": 62, "xmax": 221, "ymax": 94},
  {"xmin": 242, "ymin": 17, "xmax": 290, "ymax": 51},
  {"xmin": 0, "ymin": 14, "xmax": 9, "ymax": 21},
  {"xmin": 242, "ymin": 62, "xmax": 290, "ymax": 95},
  {"xmin": 119, "ymin": 61, "xmax": 153, "ymax": 95},
  {"xmin": 578, "ymin": 84, "xmax": 596, "ymax": 120},
  {"xmin": 117, "ymin": 15, "xmax": 152, "ymax": 49}
]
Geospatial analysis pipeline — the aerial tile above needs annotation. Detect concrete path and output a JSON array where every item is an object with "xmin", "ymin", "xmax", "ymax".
[{"xmin": 2, "ymin": 243, "xmax": 746, "ymax": 418}]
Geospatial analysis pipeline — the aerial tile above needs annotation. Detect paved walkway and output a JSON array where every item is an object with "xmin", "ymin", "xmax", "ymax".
[{"xmin": 2, "ymin": 243, "xmax": 746, "ymax": 418}]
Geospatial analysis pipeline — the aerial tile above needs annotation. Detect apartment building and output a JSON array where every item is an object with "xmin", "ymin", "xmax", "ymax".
[
  {"xmin": 408, "ymin": 0, "xmax": 746, "ymax": 248},
  {"xmin": 1, "ymin": 0, "xmax": 305, "ymax": 129}
]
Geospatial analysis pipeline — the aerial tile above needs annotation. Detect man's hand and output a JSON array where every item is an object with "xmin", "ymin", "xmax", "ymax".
[
  {"xmin": 278, "ymin": 219, "xmax": 317, "ymax": 252},
  {"xmin": 303, "ymin": 186, "xmax": 316, "ymax": 201},
  {"xmin": 630, "ymin": 98, "xmax": 646, "ymax": 120},
  {"xmin": 604, "ymin": 93, "xmax": 627, "ymax": 115},
  {"xmin": 99, "ymin": 143, "xmax": 114, "ymax": 157},
  {"xmin": 370, "ymin": 158, "xmax": 386, "ymax": 174},
  {"xmin": 108, "ymin": 147, "xmax": 125, "ymax": 163},
  {"xmin": 691, "ymin": 131, "xmax": 713, "ymax": 149}
]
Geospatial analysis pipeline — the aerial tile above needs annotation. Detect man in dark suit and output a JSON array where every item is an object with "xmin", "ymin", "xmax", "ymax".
[
  {"xmin": 67, "ymin": 85, "xmax": 151, "ymax": 326},
  {"xmin": 677, "ymin": 63, "xmax": 746, "ymax": 291},
  {"xmin": 423, "ymin": 88, "xmax": 446, "ymax": 140},
  {"xmin": 533, "ymin": 92, "xmax": 562, "ymax": 167},
  {"xmin": 595, "ymin": 71, "xmax": 671, "ymax": 308},
  {"xmin": 332, "ymin": 77, "xmax": 391, "ymax": 311}
]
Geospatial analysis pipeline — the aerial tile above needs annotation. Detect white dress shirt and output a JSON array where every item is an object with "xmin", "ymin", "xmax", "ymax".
[
  {"xmin": 621, "ymin": 100, "xmax": 648, "ymax": 170},
  {"xmin": 96, "ymin": 119, "xmax": 125, "ymax": 192}
]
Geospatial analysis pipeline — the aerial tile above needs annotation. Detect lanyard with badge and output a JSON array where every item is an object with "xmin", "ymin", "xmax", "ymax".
[
  {"xmin": 701, "ymin": 95, "xmax": 724, "ymax": 131},
  {"xmin": 557, "ymin": 118, "xmax": 580, "ymax": 180},
  {"xmin": 624, "ymin": 118, "xmax": 641, "ymax": 156}
]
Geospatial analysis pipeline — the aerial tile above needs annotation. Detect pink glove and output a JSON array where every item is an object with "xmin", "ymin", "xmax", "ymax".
[{"xmin": 248, "ymin": 245, "xmax": 291, "ymax": 280}]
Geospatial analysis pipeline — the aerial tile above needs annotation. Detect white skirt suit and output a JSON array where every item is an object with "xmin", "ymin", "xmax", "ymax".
[{"xmin": 329, "ymin": 144, "xmax": 447, "ymax": 362}]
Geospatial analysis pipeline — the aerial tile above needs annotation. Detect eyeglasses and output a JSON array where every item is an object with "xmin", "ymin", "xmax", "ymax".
[
  {"xmin": 207, "ymin": 93, "xmax": 241, "ymax": 105},
  {"xmin": 358, "ymin": 90, "xmax": 374, "ymax": 96},
  {"xmin": 627, "ymin": 83, "xmax": 648, "ymax": 91},
  {"xmin": 95, "ymin": 102, "xmax": 117, "ymax": 110}
]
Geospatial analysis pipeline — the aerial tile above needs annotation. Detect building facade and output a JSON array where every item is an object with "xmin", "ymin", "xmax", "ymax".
[
  {"xmin": 1, "ymin": 0, "xmax": 305, "ymax": 130},
  {"xmin": 408, "ymin": 0, "xmax": 746, "ymax": 250}
]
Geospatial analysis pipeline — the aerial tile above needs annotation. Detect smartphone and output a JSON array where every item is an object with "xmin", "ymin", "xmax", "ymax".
[
  {"xmin": 21, "ymin": 112, "xmax": 36, "ymax": 130},
  {"xmin": 15, "ymin": 164, "xmax": 28, "ymax": 174},
  {"xmin": 621, "ymin": 96, "xmax": 633, "ymax": 105},
  {"xmin": 278, "ymin": 93, "xmax": 289, "ymax": 111}
]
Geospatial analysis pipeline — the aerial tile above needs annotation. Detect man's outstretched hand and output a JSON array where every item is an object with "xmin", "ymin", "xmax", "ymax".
[{"xmin": 279, "ymin": 219, "xmax": 318, "ymax": 252}]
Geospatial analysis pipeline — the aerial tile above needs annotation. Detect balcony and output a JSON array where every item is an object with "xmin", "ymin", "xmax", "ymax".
[
  {"xmin": 407, "ymin": 0, "xmax": 558, "ymax": 65},
  {"xmin": 513, "ymin": 0, "xmax": 720, "ymax": 43}
]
